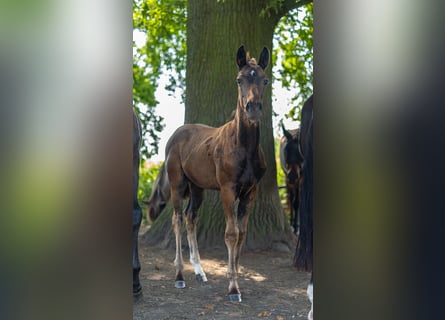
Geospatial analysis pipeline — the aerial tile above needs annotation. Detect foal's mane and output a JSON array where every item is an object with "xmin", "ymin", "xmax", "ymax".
[
  {"xmin": 245, "ymin": 51, "xmax": 258, "ymax": 67},
  {"xmin": 248, "ymin": 58, "xmax": 257, "ymax": 67}
]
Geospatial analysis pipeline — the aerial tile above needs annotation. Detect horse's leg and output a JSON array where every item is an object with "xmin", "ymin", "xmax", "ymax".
[
  {"xmin": 171, "ymin": 190, "xmax": 186, "ymax": 288},
  {"xmin": 168, "ymin": 160, "xmax": 187, "ymax": 289},
  {"xmin": 132, "ymin": 199, "xmax": 143, "ymax": 297},
  {"xmin": 295, "ymin": 166, "xmax": 303, "ymax": 233},
  {"xmin": 288, "ymin": 184, "xmax": 296, "ymax": 233},
  {"xmin": 307, "ymin": 272, "xmax": 313, "ymax": 320},
  {"xmin": 234, "ymin": 187, "xmax": 257, "ymax": 274},
  {"xmin": 221, "ymin": 186, "xmax": 241, "ymax": 302},
  {"xmin": 292, "ymin": 184, "xmax": 300, "ymax": 234},
  {"xmin": 132, "ymin": 128, "xmax": 143, "ymax": 298},
  {"xmin": 185, "ymin": 184, "xmax": 207, "ymax": 283}
]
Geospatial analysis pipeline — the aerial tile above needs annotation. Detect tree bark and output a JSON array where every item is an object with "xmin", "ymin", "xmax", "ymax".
[{"xmin": 144, "ymin": 0, "xmax": 303, "ymax": 251}]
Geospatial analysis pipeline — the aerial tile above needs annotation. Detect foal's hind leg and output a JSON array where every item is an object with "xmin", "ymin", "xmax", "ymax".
[
  {"xmin": 185, "ymin": 184, "xmax": 207, "ymax": 283},
  {"xmin": 171, "ymin": 191, "xmax": 186, "ymax": 288},
  {"xmin": 168, "ymin": 161, "xmax": 188, "ymax": 288}
]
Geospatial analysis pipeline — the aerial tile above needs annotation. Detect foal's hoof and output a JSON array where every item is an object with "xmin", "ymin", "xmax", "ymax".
[
  {"xmin": 195, "ymin": 274, "xmax": 207, "ymax": 283},
  {"xmin": 228, "ymin": 293, "xmax": 242, "ymax": 302},
  {"xmin": 175, "ymin": 280, "xmax": 186, "ymax": 288},
  {"xmin": 133, "ymin": 291, "xmax": 143, "ymax": 303},
  {"xmin": 133, "ymin": 286, "xmax": 143, "ymax": 303}
]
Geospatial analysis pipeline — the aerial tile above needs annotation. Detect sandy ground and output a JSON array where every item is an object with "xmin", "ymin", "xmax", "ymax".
[{"xmin": 133, "ymin": 234, "xmax": 312, "ymax": 320}]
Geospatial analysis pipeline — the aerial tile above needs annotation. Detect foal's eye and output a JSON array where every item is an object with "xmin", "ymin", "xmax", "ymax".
[
  {"xmin": 236, "ymin": 79, "xmax": 242, "ymax": 85},
  {"xmin": 264, "ymin": 79, "xmax": 269, "ymax": 85}
]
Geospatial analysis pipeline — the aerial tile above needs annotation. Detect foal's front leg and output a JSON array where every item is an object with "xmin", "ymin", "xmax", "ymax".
[
  {"xmin": 234, "ymin": 187, "xmax": 257, "ymax": 274},
  {"xmin": 221, "ymin": 186, "xmax": 241, "ymax": 302}
]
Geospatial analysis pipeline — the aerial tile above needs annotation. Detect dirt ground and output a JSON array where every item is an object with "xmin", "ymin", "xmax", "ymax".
[{"xmin": 133, "ymin": 228, "xmax": 312, "ymax": 320}]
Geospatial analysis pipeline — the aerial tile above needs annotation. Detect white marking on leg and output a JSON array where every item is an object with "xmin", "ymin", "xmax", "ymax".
[
  {"xmin": 190, "ymin": 254, "xmax": 207, "ymax": 282},
  {"xmin": 187, "ymin": 225, "xmax": 207, "ymax": 282},
  {"xmin": 307, "ymin": 282, "xmax": 313, "ymax": 320}
]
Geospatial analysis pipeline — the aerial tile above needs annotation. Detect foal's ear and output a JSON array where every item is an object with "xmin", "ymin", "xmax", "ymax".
[
  {"xmin": 258, "ymin": 47, "xmax": 269, "ymax": 70},
  {"xmin": 236, "ymin": 45, "xmax": 247, "ymax": 70}
]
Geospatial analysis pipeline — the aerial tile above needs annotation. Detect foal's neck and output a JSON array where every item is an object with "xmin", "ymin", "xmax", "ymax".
[{"xmin": 233, "ymin": 100, "xmax": 260, "ymax": 152}]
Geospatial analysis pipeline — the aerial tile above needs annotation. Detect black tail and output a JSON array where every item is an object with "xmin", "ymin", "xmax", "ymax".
[{"xmin": 294, "ymin": 95, "xmax": 313, "ymax": 272}]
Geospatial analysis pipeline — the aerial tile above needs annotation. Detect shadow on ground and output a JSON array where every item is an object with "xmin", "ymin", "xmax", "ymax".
[{"xmin": 133, "ymin": 239, "xmax": 311, "ymax": 320}]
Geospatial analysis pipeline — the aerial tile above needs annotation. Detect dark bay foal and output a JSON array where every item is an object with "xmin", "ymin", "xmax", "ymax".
[
  {"xmin": 157, "ymin": 46, "xmax": 269, "ymax": 302},
  {"xmin": 280, "ymin": 125, "xmax": 304, "ymax": 233}
]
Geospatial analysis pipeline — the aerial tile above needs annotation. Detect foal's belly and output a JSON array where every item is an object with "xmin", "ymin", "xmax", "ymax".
[{"xmin": 182, "ymin": 156, "xmax": 219, "ymax": 190}]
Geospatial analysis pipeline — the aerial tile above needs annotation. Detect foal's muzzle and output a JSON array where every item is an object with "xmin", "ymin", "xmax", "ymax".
[{"xmin": 246, "ymin": 102, "xmax": 263, "ymax": 122}]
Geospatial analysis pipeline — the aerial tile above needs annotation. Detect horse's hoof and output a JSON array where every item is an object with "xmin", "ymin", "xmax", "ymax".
[
  {"xmin": 175, "ymin": 280, "xmax": 186, "ymax": 288},
  {"xmin": 133, "ymin": 286, "xmax": 143, "ymax": 303},
  {"xmin": 228, "ymin": 293, "xmax": 242, "ymax": 302},
  {"xmin": 308, "ymin": 309, "xmax": 313, "ymax": 320},
  {"xmin": 195, "ymin": 274, "xmax": 208, "ymax": 283},
  {"xmin": 133, "ymin": 291, "xmax": 143, "ymax": 303},
  {"xmin": 133, "ymin": 285, "xmax": 142, "ymax": 297}
]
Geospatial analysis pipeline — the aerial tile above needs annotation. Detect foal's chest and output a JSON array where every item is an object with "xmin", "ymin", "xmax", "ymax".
[{"xmin": 234, "ymin": 152, "xmax": 265, "ymax": 193}]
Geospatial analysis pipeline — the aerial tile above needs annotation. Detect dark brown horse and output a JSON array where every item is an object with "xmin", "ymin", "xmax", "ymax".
[
  {"xmin": 280, "ymin": 125, "xmax": 304, "ymax": 233},
  {"xmin": 294, "ymin": 94, "xmax": 313, "ymax": 319},
  {"xmin": 151, "ymin": 46, "xmax": 269, "ymax": 302},
  {"xmin": 132, "ymin": 109, "xmax": 143, "ymax": 299}
]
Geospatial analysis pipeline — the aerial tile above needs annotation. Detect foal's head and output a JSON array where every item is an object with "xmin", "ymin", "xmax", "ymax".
[
  {"xmin": 236, "ymin": 46, "xmax": 270, "ymax": 123},
  {"xmin": 143, "ymin": 196, "xmax": 166, "ymax": 221},
  {"xmin": 282, "ymin": 126, "xmax": 304, "ymax": 186}
]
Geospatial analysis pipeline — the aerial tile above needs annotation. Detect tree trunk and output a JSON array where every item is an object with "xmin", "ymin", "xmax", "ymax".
[{"xmin": 144, "ymin": 0, "xmax": 296, "ymax": 251}]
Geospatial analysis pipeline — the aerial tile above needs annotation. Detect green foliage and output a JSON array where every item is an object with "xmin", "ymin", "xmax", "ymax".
[
  {"xmin": 275, "ymin": 137, "xmax": 288, "ymax": 214},
  {"xmin": 138, "ymin": 161, "xmax": 163, "ymax": 224},
  {"xmin": 274, "ymin": 2, "xmax": 313, "ymax": 121},
  {"xmin": 133, "ymin": 0, "xmax": 187, "ymax": 159},
  {"xmin": 260, "ymin": 0, "xmax": 285, "ymax": 18}
]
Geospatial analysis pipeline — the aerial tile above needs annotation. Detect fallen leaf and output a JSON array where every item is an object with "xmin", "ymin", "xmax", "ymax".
[
  {"xmin": 204, "ymin": 304, "xmax": 215, "ymax": 310},
  {"xmin": 257, "ymin": 311, "xmax": 272, "ymax": 317},
  {"xmin": 198, "ymin": 311, "xmax": 206, "ymax": 316},
  {"xmin": 276, "ymin": 316, "xmax": 285, "ymax": 320}
]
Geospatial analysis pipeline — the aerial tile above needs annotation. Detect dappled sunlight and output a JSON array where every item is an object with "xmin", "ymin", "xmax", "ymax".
[
  {"xmin": 136, "ymin": 243, "xmax": 313, "ymax": 320},
  {"xmin": 244, "ymin": 272, "xmax": 268, "ymax": 283},
  {"xmin": 293, "ymin": 288, "xmax": 308, "ymax": 295},
  {"xmin": 197, "ymin": 257, "xmax": 269, "ymax": 282},
  {"xmin": 199, "ymin": 258, "xmax": 227, "ymax": 276},
  {"xmin": 139, "ymin": 245, "xmax": 309, "ymax": 286}
]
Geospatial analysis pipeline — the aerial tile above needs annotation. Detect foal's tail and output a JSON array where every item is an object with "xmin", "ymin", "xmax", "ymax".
[
  {"xmin": 143, "ymin": 163, "xmax": 170, "ymax": 221},
  {"xmin": 294, "ymin": 95, "xmax": 313, "ymax": 272}
]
